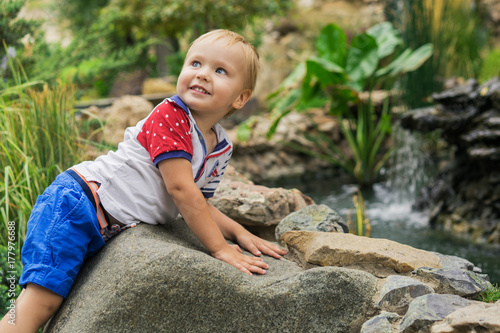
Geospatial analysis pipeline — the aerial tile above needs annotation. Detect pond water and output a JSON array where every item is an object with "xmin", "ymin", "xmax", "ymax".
[
  {"xmin": 263, "ymin": 127, "xmax": 500, "ymax": 285},
  {"xmin": 285, "ymin": 177, "xmax": 500, "ymax": 285}
]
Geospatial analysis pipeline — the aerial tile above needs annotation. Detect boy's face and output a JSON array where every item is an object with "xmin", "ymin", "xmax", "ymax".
[{"xmin": 177, "ymin": 39, "xmax": 251, "ymax": 118}]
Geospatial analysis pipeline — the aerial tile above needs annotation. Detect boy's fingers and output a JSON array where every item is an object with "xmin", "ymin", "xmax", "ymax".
[
  {"xmin": 247, "ymin": 243, "xmax": 262, "ymax": 256},
  {"xmin": 246, "ymin": 260, "xmax": 268, "ymax": 275},
  {"xmin": 258, "ymin": 243, "xmax": 287, "ymax": 259},
  {"xmin": 235, "ymin": 258, "xmax": 267, "ymax": 276},
  {"xmin": 231, "ymin": 244, "xmax": 243, "ymax": 253}
]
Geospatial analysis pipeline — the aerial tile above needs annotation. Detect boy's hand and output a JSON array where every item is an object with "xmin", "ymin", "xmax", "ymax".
[
  {"xmin": 211, "ymin": 245, "xmax": 269, "ymax": 276},
  {"xmin": 235, "ymin": 232, "xmax": 288, "ymax": 259}
]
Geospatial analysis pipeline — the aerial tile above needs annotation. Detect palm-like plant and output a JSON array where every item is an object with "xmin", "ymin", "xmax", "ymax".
[{"xmin": 266, "ymin": 22, "xmax": 433, "ymax": 186}]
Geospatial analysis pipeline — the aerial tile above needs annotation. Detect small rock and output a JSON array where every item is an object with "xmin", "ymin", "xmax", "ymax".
[
  {"xmin": 360, "ymin": 311, "xmax": 399, "ymax": 333},
  {"xmin": 433, "ymin": 252, "xmax": 482, "ymax": 273},
  {"xmin": 414, "ymin": 268, "xmax": 492, "ymax": 297},
  {"xmin": 102, "ymin": 95, "xmax": 154, "ymax": 146},
  {"xmin": 209, "ymin": 176, "xmax": 312, "ymax": 229},
  {"xmin": 399, "ymin": 294, "xmax": 476, "ymax": 333},
  {"xmin": 275, "ymin": 204, "xmax": 348, "ymax": 244},
  {"xmin": 431, "ymin": 301, "xmax": 500, "ymax": 333},
  {"xmin": 375, "ymin": 275, "xmax": 435, "ymax": 315},
  {"xmin": 142, "ymin": 77, "xmax": 176, "ymax": 95}
]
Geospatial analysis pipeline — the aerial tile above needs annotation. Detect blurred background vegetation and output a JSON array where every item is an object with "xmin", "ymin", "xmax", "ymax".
[{"xmin": 1, "ymin": 0, "xmax": 291, "ymax": 98}]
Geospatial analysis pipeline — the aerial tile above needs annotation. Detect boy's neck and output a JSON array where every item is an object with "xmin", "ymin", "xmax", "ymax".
[
  {"xmin": 190, "ymin": 112, "xmax": 222, "ymax": 155},
  {"xmin": 191, "ymin": 113, "xmax": 220, "ymax": 138}
]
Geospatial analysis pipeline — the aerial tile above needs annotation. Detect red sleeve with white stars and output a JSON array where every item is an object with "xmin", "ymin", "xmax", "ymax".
[{"xmin": 137, "ymin": 101, "xmax": 193, "ymax": 166}]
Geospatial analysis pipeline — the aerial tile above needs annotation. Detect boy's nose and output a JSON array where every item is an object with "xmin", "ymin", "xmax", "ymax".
[{"xmin": 196, "ymin": 71, "xmax": 210, "ymax": 81}]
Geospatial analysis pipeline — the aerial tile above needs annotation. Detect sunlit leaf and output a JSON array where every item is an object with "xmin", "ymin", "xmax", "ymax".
[
  {"xmin": 367, "ymin": 22, "xmax": 402, "ymax": 59},
  {"xmin": 345, "ymin": 34, "xmax": 378, "ymax": 88},
  {"xmin": 316, "ymin": 23, "xmax": 347, "ymax": 66}
]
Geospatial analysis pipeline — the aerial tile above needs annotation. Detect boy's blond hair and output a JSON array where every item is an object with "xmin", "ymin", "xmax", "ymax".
[{"xmin": 188, "ymin": 29, "xmax": 260, "ymax": 118}]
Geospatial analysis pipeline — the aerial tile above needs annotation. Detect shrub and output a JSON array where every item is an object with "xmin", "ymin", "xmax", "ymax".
[
  {"xmin": 479, "ymin": 45, "xmax": 500, "ymax": 82},
  {"xmin": 0, "ymin": 62, "xmax": 104, "ymax": 249},
  {"xmin": 0, "ymin": 0, "xmax": 43, "ymax": 86}
]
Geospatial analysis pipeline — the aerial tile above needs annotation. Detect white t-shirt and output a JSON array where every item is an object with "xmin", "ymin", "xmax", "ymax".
[{"xmin": 73, "ymin": 95, "xmax": 232, "ymax": 225}]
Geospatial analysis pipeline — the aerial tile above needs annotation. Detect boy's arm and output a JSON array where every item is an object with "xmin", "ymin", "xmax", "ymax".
[
  {"xmin": 206, "ymin": 204, "xmax": 287, "ymax": 259},
  {"xmin": 158, "ymin": 158, "xmax": 269, "ymax": 275}
]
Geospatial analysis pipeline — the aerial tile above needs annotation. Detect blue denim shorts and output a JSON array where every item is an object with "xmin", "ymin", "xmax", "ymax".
[{"xmin": 19, "ymin": 172, "xmax": 106, "ymax": 298}]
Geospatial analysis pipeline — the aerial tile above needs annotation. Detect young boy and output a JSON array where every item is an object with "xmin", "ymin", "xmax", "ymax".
[{"xmin": 0, "ymin": 29, "xmax": 287, "ymax": 333}]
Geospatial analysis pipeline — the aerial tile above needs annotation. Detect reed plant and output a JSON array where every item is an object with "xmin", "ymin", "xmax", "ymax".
[
  {"xmin": 347, "ymin": 189, "xmax": 372, "ymax": 237},
  {"xmin": 396, "ymin": 0, "xmax": 487, "ymax": 107},
  {"xmin": 0, "ymin": 67, "xmax": 89, "ymax": 251}
]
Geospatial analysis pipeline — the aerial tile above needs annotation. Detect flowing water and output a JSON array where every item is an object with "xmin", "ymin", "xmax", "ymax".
[{"xmin": 266, "ymin": 125, "xmax": 500, "ymax": 284}]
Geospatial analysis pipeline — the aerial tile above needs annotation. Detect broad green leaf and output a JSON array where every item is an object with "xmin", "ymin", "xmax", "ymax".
[
  {"xmin": 268, "ymin": 108, "xmax": 292, "ymax": 139},
  {"xmin": 375, "ymin": 43, "xmax": 433, "ymax": 78},
  {"xmin": 366, "ymin": 22, "xmax": 402, "ymax": 59},
  {"xmin": 276, "ymin": 62, "xmax": 305, "ymax": 91},
  {"xmin": 316, "ymin": 24, "xmax": 347, "ymax": 66},
  {"xmin": 305, "ymin": 57, "xmax": 345, "ymax": 86},
  {"xmin": 345, "ymin": 33, "xmax": 378, "ymax": 88},
  {"xmin": 307, "ymin": 56, "xmax": 345, "ymax": 74},
  {"xmin": 270, "ymin": 88, "xmax": 302, "ymax": 117},
  {"xmin": 301, "ymin": 75, "xmax": 322, "ymax": 102},
  {"xmin": 296, "ymin": 95, "xmax": 329, "ymax": 111},
  {"xmin": 396, "ymin": 43, "xmax": 433, "ymax": 73},
  {"xmin": 375, "ymin": 49, "xmax": 412, "ymax": 77}
]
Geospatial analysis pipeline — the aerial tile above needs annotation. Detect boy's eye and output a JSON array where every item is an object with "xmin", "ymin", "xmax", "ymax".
[
  {"xmin": 216, "ymin": 68, "xmax": 227, "ymax": 75},
  {"xmin": 192, "ymin": 61, "xmax": 201, "ymax": 68}
]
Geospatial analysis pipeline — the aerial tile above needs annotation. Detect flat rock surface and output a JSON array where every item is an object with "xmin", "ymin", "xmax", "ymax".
[{"xmin": 281, "ymin": 231, "xmax": 442, "ymax": 276}]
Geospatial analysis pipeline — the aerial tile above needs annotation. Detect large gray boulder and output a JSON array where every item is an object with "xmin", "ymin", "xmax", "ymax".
[{"xmin": 44, "ymin": 220, "xmax": 378, "ymax": 333}]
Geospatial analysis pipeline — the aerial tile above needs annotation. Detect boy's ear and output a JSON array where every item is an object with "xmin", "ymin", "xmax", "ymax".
[{"xmin": 232, "ymin": 89, "xmax": 252, "ymax": 110}]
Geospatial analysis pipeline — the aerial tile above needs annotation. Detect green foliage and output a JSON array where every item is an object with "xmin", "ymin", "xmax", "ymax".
[
  {"xmin": 392, "ymin": 0, "xmax": 488, "ymax": 107},
  {"xmin": 479, "ymin": 45, "xmax": 500, "ymax": 83},
  {"xmin": 56, "ymin": 0, "xmax": 291, "ymax": 39},
  {"xmin": 26, "ymin": 10, "xmax": 155, "ymax": 98},
  {"xmin": 0, "ymin": 244, "xmax": 22, "ymax": 316},
  {"xmin": 267, "ymin": 22, "xmax": 432, "ymax": 186},
  {"xmin": 476, "ymin": 283, "xmax": 500, "ymax": 303},
  {"xmin": 0, "ymin": 63, "xmax": 105, "ymax": 249},
  {"xmin": 236, "ymin": 116, "xmax": 260, "ymax": 142},
  {"xmin": 52, "ymin": 0, "xmax": 110, "ymax": 32},
  {"xmin": 0, "ymin": 0, "xmax": 42, "ymax": 83},
  {"xmin": 44, "ymin": 0, "xmax": 291, "ymax": 97}
]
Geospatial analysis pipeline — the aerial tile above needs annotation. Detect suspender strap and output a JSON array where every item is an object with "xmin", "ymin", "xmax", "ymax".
[
  {"xmin": 66, "ymin": 168, "xmax": 97, "ymax": 210},
  {"xmin": 66, "ymin": 168, "xmax": 109, "ymax": 231}
]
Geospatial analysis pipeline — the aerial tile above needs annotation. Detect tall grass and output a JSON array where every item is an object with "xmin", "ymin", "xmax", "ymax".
[
  {"xmin": 0, "ymin": 72, "xmax": 88, "ymax": 251},
  {"xmin": 396, "ymin": 0, "xmax": 487, "ymax": 107}
]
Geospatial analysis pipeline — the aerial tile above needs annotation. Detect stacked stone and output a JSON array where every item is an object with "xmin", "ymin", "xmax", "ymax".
[{"xmin": 400, "ymin": 77, "xmax": 500, "ymax": 244}]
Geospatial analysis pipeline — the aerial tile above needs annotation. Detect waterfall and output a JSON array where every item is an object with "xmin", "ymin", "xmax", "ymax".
[{"xmin": 384, "ymin": 122, "xmax": 435, "ymax": 202}]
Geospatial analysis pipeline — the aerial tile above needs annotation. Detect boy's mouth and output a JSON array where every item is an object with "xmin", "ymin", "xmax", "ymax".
[{"xmin": 190, "ymin": 86, "xmax": 211, "ymax": 95}]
